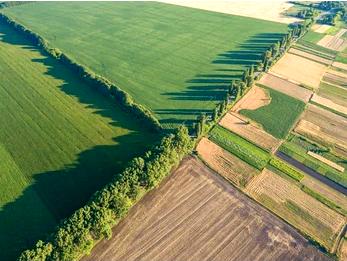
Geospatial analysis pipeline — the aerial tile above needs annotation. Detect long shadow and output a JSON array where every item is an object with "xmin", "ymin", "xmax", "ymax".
[
  {"xmin": 157, "ymin": 32, "xmax": 285, "ymax": 126},
  {"xmin": 0, "ymin": 23, "xmax": 158, "ymax": 260}
]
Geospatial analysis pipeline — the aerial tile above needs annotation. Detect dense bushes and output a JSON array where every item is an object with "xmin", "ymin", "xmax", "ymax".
[
  {"xmin": 0, "ymin": 13, "xmax": 162, "ymax": 132},
  {"xmin": 19, "ymin": 126, "xmax": 193, "ymax": 261}
]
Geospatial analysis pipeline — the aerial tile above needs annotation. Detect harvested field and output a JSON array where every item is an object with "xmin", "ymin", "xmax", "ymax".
[
  {"xmin": 84, "ymin": 157, "xmax": 332, "ymax": 261},
  {"xmin": 332, "ymin": 61, "xmax": 347, "ymax": 71},
  {"xmin": 317, "ymin": 29, "xmax": 347, "ymax": 51},
  {"xmin": 302, "ymin": 176, "xmax": 347, "ymax": 211},
  {"xmin": 312, "ymin": 24, "xmax": 332, "ymax": 34},
  {"xmin": 311, "ymin": 94, "xmax": 347, "ymax": 116},
  {"xmin": 196, "ymin": 138, "xmax": 258, "ymax": 187},
  {"xmin": 159, "ymin": 0, "xmax": 300, "ymax": 24},
  {"xmin": 318, "ymin": 81, "xmax": 347, "ymax": 108},
  {"xmin": 294, "ymin": 104, "xmax": 347, "ymax": 158},
  {"xmin": 219, "ymin": 112, "xmax": 280, "ymax": 152},
  {"xmin": 323, "ymin": 69, "xmax": 347, "ymax": 88},
  {"xmin": 246, "ymin": 168, "xmax": 346, "ymax": 251},
  {"xmin": 307, "ymin": 151, "xmax": 345, "ymax": 172},
  {"xmin": 270, "ymin": 53, "xmax": 327, "ymax": 89},
  {"xmin": 258, "ymin": 73, "xmax": 313, "ymax": 102},
  {"xmin": 232, "ymin": 85, "xmax": 270, "ymax": 112},
  {"xmin": 288, "ymin": 48, "xmax": 332, "ymax": 65}
]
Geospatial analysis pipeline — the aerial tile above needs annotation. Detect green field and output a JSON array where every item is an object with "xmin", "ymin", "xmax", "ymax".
[
  {"xmin": 240, "ymin": 87, "xmax": 306, "ymax": 139},
  {"xmin": 318, "ymin": 81, "xmax": 347, "ymax": 108},
  {"xmin": 0, "ymin": 23, "xmax": 157, "ymax": 260},
  {"xmin": 279, "ymin": 134, "xmax": 347, "ymax": 187},
  {"xmin": 209, "ymin": 125, "xmax": 270, "ymax": 170},
  {"xmin": 2, "ymin": 2, "xmax": 287, "ymax": 129},
  {"xmin": 301, "ymin": 30, "xmax": 325, "ymax": 43}
]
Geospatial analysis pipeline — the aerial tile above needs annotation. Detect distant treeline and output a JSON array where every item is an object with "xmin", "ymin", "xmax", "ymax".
[
  {"xmin": 0, "ymin": 13, "xmax": 162, "ymax": 132},
  {"xmin": 0, "ymin": 1, "xmax": 34, "ymax": 9},
  {"xmin": 18, "ymin": 126, "xmax": 193, "ymax": 260}
]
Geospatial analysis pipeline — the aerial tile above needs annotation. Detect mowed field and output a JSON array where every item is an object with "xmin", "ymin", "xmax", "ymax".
[
  {"xmin": 0, "ymin": 23, "xmax": 157, "ymax": 260},
  {"xmin": 83, "ymin": 157, "xmax": 332, "ymax": 261},
  {"xmin": 3, "ymin": 1, "xmax": 287, "ymax": 128}
]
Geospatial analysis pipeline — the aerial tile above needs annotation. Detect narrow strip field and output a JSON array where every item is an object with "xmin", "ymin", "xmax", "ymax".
[
  {"xmin": 245, "ymin": 168, "xmax": 346, "ymax": 252},
  {"xmin": 219, "ymin": 112, "xmax": 280, "ymax": 152},
  {"xmin": 317, "ymin": 29, "xmax": 347, "ymax": 51},
  {"xmin": 258, "ymin": 73, "xmax": 312, "ymax": 102},
  {"xmin": 0, "ymin": 23, "xmax": 157, "ymax": 260},
  {"xmin": 311, "ymin": 94, "xmax": 347, "ymax": 116},
  {"xmin": 288, "ymin": 48, "xmax": 332, "ymax": 65},
  {"xmin": 318, "ymin": 81, "xmax": 347, "ymax": 108},
  {"xmin": 83, "ymin": 157, "xmax": 332, "ymax": 261},
  {"xmin": 269, "ymin": 52, "xmax": 327, "ymax": 89}
]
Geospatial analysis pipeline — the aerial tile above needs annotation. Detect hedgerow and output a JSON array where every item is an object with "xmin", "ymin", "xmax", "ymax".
[
  {"xmin": 18, "ymin": 126, "xmax": 193, "ymax": 261},
  {"xmin": 269, "ymin": 157, "xmax": 305, "ymax": 182}
]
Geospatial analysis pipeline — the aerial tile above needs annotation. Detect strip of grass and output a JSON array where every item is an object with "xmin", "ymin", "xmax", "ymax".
[
  {"xmin": 209, "ymin": 125, "xmax": 270, "ymax": 170},
  {"xmin": 293, "ymin": 44, "xmax": 335, "ymax": 60},
  {"xmin": 269, "ymin": 157, "xmax": 305, "ymax": 182},
  {"xmin": 279, "ymin": 134, "xmax": 347, "ymax": 188},
  {"xmin": 2, "ymin": 1, "xmax": 287, "ymax": 129},
  {"xmin": 0, "ymin": 23, "xmax": 158, "ymax": 260},
  {"xmin": 301, "ymin": 31, "xmax": 325, "ymax": 44},
  {"xmin": 240, "ymin": 87, "xmax": 306, "ymax": 139},
  {"xmin": 296, "ymin": 40, "xmax": 337, "ymax": 56}
]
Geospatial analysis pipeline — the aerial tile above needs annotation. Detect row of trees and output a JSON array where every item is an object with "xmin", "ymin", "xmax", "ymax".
[
  {"xmin": 19, "ymin": 126, "xmax": 193, "ymax": 261},
  {"xmin": 0, "ymin": 13, "xmax": 162, "ymax": 132}
]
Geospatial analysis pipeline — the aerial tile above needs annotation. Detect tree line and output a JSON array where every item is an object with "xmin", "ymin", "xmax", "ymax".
[
  {"xmin": 0, "ymin": 13, "xmax": 162, "ymax": 132},
  {"xmin": 19, "ymin": 126, "xmax": 193, "ymax": 261}
]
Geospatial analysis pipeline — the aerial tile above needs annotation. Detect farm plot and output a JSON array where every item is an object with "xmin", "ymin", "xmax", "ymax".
[
  {"xmin": 311, "ymin": 94, "xmax": 347, "ymax": 116},
  {"xmin": 269, "ymin": 53, "xmax": 327, "ymax": 89},
  {"xmin": 288, "ymin": 48, "xmax": 332, "ymax": 65},
  {"xmin": 2, "ymin": 2, "xmax": 287, "ymax": 129},
  {"xmin": 219, "ymin": 112, "xmax": 280, "ymax": 152},
  {"xmin": 83, "ymin": 157, "xmax": 332, "ymax": 261},
  {"xmin": 258, "ymin": 73, "xmax": 313, "ymax": 102},
  {"xmin": 240, "ymin": 87, "xmax": 306, "ymax": 139},
  {"xmin": 323, "ymin": 69, "xmax": 347, "ymax": 88},
  {"xmin": 196, "ymin": 138, "xmax": 258, "ymax": 187},
  {"xmin": 318, "ymin": 82, "xmax": 347, "ymax": 108},
  {"xmin": 312, "ymin": 24, "xmax": 332, "ymax": 34},
  {"xmin": 245, "ymin": 168, "xmax": 346, "ymax": 252},
  {"xmin": 232, "ymin": 85, "xmax": 271, "ymax": 112},
  {"xmin": 294, "ymin": 104, "xmax": 347, "ymax": 158},
  {"xmin": 0, "ymin": 23, "xmax": 157, "ymax": 261},
  {"xmin": 332, "ymin": 61, "xmax": 347, "ymax": 71},
  {"xmin": 317, "ymin": 29, "xmax": 347, "ymax": 51}
]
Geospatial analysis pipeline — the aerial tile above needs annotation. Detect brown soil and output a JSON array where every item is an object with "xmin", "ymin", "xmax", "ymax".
[
  {"xmin": 259, "ymin": 73, "xmax": 313, "ymax": 102},
  {"xmin": 312, "ymin": 24, "xmax": 332, "ymax": 34},
  {"xmin": 294, "ymin": 104, "xmax": 347, "ymax": 158},
  {"xmin": 332, "ymin": 61, "xmax": 347, "ymax": 72},
  {"xmin": 323, "ymin": 69, "xmax": 347, "ymax": 87},
  {"xmin": 196, "ymin": 137, "xmax": 258, "ymax": 186},
  {"xmin": 246, "ymin": 168, "xmax": 346, "ymax": 252},
  {"xmin": 311, "ymin": 94, "xmax": 347, "ymax": 116},
  {"xmin": 219, "ymin": 112, "xmax": 280, "ymax": 152},
  {"xmin": 317, "ymin": 29, "xmax": 347, "ymax": 51},
  {"xmin": 270, "ymin": 53, "xmax": 327, "ymax": 89},
  {"xmin": 288, "ymin": 48, "xmax": 332, "ymax": 65},
  {"xmin": 232, "ymin": 85, "xmax": 271, "ymax": 112},
  {"xmin": 83, "ymin": 157, "xmax": 333, "ymax": 261}
]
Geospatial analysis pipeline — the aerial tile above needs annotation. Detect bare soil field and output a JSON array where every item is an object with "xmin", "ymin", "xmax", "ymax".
[
  {"xmin": 294, "ymin": 104, "xmax": 347, "ymax": 158},
  {"xmin": 288, "ymin": 48, "xmax": 332, "ymax": 65},
  {"xmin": 159, "ymin": 0, "xmax": 300, "ymax": 24},
  {"xmin": 339, "ymin": 237, "xmax": 347, "ymax": 261},
  {"xmin": 270, "ymin": 53, "xmax": 327, "ymax": 89},
  {"xmin": 245, "ymin": 168, "xmax": 346, "ymax": 252},
  {"xmin": 219, "ymin": 112, "xmax": 280, "ymax": 152},
  {"xmin": 312, "ymin": 24, "xmax": 332, "ymax": 34},
  {"xmin": 332, "ymin": 61, "xmax": 347, "ymax": 72},
  {"xmin": 196, "ymin": 137, "xmax": 258, "ymax": 187},
  {"xmin": 302, "ymin": 176, "xmax": 347, "ymax": 211},
  {"xmin": 84, "ymin": 157, "xmax": 332, "ymax": 261},
  {"xmin": 258, "ymin": 73, "xmax": 313, "ymax": 102},
  {"xmin": 324, "ymin": 69, "xmax": 347, "ymax": 87},
  {"xmin": 307, "ymin": 151, "xmax": 345, "ymax": 172},
  {"xmin": 317, "ymin": 29, "xmax": 347, "ymax": 51},
  {"xmin": 232, "ymin": 85, "xmax": 270, "ymax": 112},
  {"xmin": 311, "ymin": 94, "xmax": 347, "ymax": 116}
]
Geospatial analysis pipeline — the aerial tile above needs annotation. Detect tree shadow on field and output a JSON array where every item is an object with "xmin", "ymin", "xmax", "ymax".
[
  {"xmin": 157, "ymin": 32, "xmax": 285, "ymax": 128},
  {"xmin": 0, "ymin": 23, "xmax": 158, "ymax": 260}
]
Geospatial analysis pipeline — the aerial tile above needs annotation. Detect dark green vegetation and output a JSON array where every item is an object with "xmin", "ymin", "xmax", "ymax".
[
  {"xmin": 209, "ymin": 125, "xmax": 270, "ymax": 170},
  {"xmin": 240, "ymin": 86, "xmax": 306, "ymax": 139},
  {"xmin": 279, "ymin": 134, "xmax": 347, "ymax": 188},
  {"xmin": 19, "ymin": 127, "xmax": 193, "ymax": 261},
  {"xmin": 0, "ymin": 23, "xmax": 158, "ymax": 260},
  {"xmin": 2, "ymin": 1, "xmax": 287, "ymax": 128}
]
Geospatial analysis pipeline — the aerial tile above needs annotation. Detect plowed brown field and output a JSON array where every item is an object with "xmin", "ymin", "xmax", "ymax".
[{"xmin": 83, "ymin": 157, "xmax": 333, "ymax": 261}]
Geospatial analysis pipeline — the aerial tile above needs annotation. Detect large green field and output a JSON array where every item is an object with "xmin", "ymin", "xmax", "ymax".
[
  {"xmin": 0, "ymin": 23, "xmax": 157, "ymax": 260},
  {"xmin": 2, "ymin": 2, "xmax": 287, "ymax": 129},
  {"xmin": 240, "ymin": 86, "xmax": 306, "ymax": 139}
]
